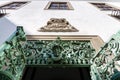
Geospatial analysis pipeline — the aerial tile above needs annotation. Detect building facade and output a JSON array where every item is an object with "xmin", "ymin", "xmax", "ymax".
[{"xmin": 0, "ymin": 0, "xmax": 120, "ymax": 80}]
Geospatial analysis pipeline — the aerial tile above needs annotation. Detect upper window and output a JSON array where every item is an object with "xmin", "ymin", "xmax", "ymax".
[
  {"xmin": 110, "ymin": 9, "xmax": 120, "ymax": 21},
  {"xmin": 0, "ymin": 1, "xmax": 29, "ymax": 10},
  {"xmin": 0, "ymin": 8, "xmax": 6, "ymax": 18},
  {"xmin": 90, "ymin": 3, "xmax": 115, "ymax": 11},
  {"xmin": 45, "ymin": 2, "xmax": 74, "ymax": 10}
]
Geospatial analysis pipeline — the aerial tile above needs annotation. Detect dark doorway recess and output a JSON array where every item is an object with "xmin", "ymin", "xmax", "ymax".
[{"xmin": 22, "ymin": 67, "xmax": 91, "ymax": 80}]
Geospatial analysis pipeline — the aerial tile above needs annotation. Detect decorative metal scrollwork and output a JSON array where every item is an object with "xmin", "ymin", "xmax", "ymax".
[
  {"xmin": 23, "ymin": 38, "xmax": 95, "ymax": 66},
  {"xmin": 0, "ymin": 71, "xmax": 13, "ymax": 80},
  {"xmin": 0, "ymin": 27, "xmax": 26, "ymax": 80},
  {"xmin": 1, "ymin": 26, "xmax": 120, "ymax": 80},
  {"xmin": 91, "ymin": 32, "xmax": 120, "ymax": 80}
]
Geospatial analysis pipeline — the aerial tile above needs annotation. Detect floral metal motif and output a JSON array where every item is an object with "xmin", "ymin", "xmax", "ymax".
[
  {"xmin": 0, "ymin": 26, "xmax": 120, "ymax": 80},
  {"xmin": 0, "ymin": 71, "xmax": 13, "ymax": 80},
  {"xmin": 0, "ymin": 27, "xmax": 26, "ymax": 80},
  {"xmin": 23, "ymin": 38, "xmax": 95, "ymax": 66},
  {"xmin": 90, "ymin": 31, "xmax": 120, "ymax": 80}
]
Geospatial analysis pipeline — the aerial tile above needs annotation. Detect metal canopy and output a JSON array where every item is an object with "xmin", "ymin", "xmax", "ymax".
[{"xmin": 0, "ymin": 26, "xmax": 120, "ymax": 80}]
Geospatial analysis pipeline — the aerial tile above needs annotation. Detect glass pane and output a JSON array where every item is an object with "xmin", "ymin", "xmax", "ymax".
[
  {"xmin": 0, "ymin": 2, "xmax": 28, "ymax": 9},
  {"xmin": 49, "ymin": 3, "xmax": 59, "ymax": 9},
  {"xmin": 49, "ymin": 2, "xmax": 68, "ymax": 10}
]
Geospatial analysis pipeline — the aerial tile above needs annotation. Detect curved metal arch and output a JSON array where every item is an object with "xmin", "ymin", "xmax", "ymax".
[
  {"xmin": 111, "ymin": 71, "xmax": 120, "ymax": 80},
  {"xmin": 0, "ymin": 71, "xmax": 14, "ymax": 80}
]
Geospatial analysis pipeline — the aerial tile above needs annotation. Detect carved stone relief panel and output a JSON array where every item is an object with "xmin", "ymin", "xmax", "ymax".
[{"xmin": 38, "ymin": 18, "xmax": 79, "ymax": 32}]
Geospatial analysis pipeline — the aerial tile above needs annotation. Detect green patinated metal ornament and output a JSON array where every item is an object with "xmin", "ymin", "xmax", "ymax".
[
  {"xmin": 24, "ymin": 39, "xmax": 95, "ymax": 66},
  {"xmin": 0, "ymin": 26, "xmax": 26, "ymax": 80},
  {"xmin": 90, "ymin": 31, "xmax": 120, "ymax": 80},
  {"xmin": 0, "ymin": 26, "xmax": 120, "ymax": 80}
]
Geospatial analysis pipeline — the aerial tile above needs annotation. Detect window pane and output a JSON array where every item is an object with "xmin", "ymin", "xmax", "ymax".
[
  {"xmin": 49, "ymin": 2, "xmax": 69, "ymax": 10},
  {"xmin": 0, "ymin": 2, "xmax": 28, "ymax": 9},
  {"xmin": 90, "ymin": 3, "xmax": 114, "ymax": 11}
]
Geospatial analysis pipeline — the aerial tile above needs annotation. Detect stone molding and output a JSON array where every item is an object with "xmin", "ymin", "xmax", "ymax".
[{"xmin": 38, "ymin": 18, "xmax": 79, "ymax": 32}]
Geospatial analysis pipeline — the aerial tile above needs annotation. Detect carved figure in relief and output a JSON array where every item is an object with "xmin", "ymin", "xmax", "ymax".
[{"xmin": 38, "ymin": 18, "xmax": 79, "ymax": 32}]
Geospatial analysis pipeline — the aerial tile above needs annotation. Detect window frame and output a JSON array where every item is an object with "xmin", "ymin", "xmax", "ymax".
[
  {"xmin": 44, "ymin": 1, "xmax": 74, "ymax": 10},
  {"xmin": 0, "ymin": 8, "xmax": 7, "ymax": 18},
  {"xmin": 90, "ymin": 2, "xmax": 115, "ymax": 11},
  {"xmin": 0, "ymin": 1, "xmax": 30, "ymax": 10}
]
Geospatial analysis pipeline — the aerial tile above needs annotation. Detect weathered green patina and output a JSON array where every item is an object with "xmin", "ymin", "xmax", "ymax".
[
  {"xmin": 90, "ymin": 31, "xmax": 120, "ymax": 80},
  {"xmin": 0, "ymin": 26, "xmax": 26, "ymax": 80},
  {"xmin": 24, "ymin": 39, "xmax": 95, "ymax": 67},
  {"xmin": 0, "ymin": 26, "xmax": 120, "ymax": 80}
]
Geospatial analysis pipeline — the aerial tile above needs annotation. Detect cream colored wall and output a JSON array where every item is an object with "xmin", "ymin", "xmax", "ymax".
[{"xmin": 4, "ymin": 1, "xmax": 120, "ymax": 42}]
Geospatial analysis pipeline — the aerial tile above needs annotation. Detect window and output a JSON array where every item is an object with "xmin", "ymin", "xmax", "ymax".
[
  {"xmin": 111, "ymin": 15, "xmax": 120, "ymax": 20},
  {"xmin": 49, "ymin": 2, "xmax": 68, "ymax": 9},
  {"xmin": 0, "ymin": 1, "xmax": 29, "ymax": 10},
  {"xmin": 0, "ymin": 8, "xmax": 6, "ymax": 18},
  {"xmin": 45, "ymin": 2, "xmax": 74, "ymax": 10},
  {"xmin": 90, "ymin": 3, "xmax": 115, "ymax": 11},
  {"xmin": 110, "ymin": 9, "xmax": 120, "ymax": 21}
]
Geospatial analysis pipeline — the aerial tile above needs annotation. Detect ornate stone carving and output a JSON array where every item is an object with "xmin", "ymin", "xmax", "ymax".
[{"xmin": 38, "ymin": 18, "xmax": 79, "ymax": 32}]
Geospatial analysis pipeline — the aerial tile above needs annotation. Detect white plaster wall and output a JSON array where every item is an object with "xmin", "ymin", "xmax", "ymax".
[
  {"xmin": 1, "ymin": 0, "xmax": 120, "ymax": 2},
  {"xmin": 0, "ymin": 17, "xmax": 16, "ymax": 46},
  {"xmin": 5, "ymin": 1, "xmax": 120, "ymax": 42},
  {"xmin": 0, "ymin": 1, "xmax": 10, "ymax": 5}
]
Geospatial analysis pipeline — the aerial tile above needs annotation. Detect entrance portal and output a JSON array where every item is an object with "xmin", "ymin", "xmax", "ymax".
[{"xmin": 22, "ymin": 67, "xmax": 91, "ymax": 80}]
